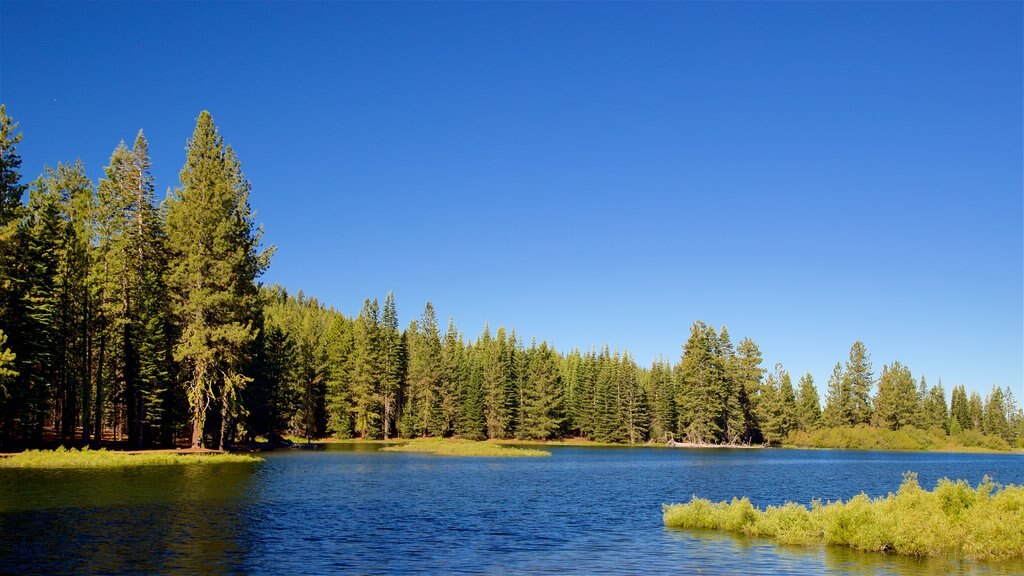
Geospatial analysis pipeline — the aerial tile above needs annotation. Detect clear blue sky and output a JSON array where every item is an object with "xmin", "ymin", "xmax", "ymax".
[{"xmin": 2, "ymin": 1, "xmax": 1021, "ymax": 399}]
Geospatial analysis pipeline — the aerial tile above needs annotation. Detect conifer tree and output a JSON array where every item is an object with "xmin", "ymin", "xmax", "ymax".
[
  {"xmin": 440, "ymin": 317, "xmax": 466, "ymax": 436},
  {"xmin": 675, "ymin": 322, "xmax": 726, "ymax": 443},
  {"xmin": 734, "ymin": 337, "xmax": 765, "ymax": 443},
  {"xmin": 348, "ymin": 298, "xmax": 381, "ymax": 438},
  {"xmin": 648, "ymin": 358, "xmax": 676, "ymax": 442},
  {"xmin": 967, "ymin": 391, "xmax": 983, "ymax": 431},
  {"xmin": 923, "ymin": 380, "xmax": 948, "ymax": 432},
  {"xmin": 843, "ymin": 341, "xmax": 874, "ymax": 424},
  {"xmin": 325, "ymin": 314, "xmax": 354, "ymax": 437},
  {"xmin": 873, "ymin": 362, "xmax": 917, "ymax": 430},
  {"xmin": 456, "ymin": 337, "xmax": 485, "ymax": 440},
  {"xmin": 823, "ymin": 362, "xmax": 851, "ymax": 427},
  {"xmin": 406, "ymin": 303, "xmax": 442, "ymax": 436},
  {"xmin": 795, "ymin": 372, "xmax": 820, "ymax": 431},
  {"xmin": 165, "ymin": 111, "xmax": 272, "ymax": 448},
  {"xmin": 718, "ymin": 327, "xmax": 744, "ymax": 444},
  {"xmin": 379, "ymin": 292, "xmax": 403, "ymax": 438},
  {"xmin": 517, "ymin": 341, "xmax": 562, "ymax": 440},
  {"xmin": 618, "ymin": 352, "xmax": 648, "ymax": 444},
  {"xmin": 983, "ymin": 386, "xmax": 1009, "ymax": 441},
  {"xmin": 950, "ymin": 384, "xmax": 970, "ymax": 431},
  {"xmin": 0, "ymin": 105, "xmax": 25, "ymax": 227}
]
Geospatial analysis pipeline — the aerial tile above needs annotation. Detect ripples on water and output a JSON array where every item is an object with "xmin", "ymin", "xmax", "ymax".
[{"xmin": 1, "ymin": 445, "xmax": 1022, "ymax": 574}]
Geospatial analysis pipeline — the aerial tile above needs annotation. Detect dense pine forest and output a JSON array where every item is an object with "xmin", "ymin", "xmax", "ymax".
[{"xmin": 0, "ymin": 106, "xmax": 1021, "ymax": 451}]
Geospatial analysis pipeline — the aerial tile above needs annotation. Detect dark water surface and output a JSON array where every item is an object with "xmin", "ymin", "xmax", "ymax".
[{"xmin": 1, "ymin": 445, "xmax": 1022, "ymax": 574}]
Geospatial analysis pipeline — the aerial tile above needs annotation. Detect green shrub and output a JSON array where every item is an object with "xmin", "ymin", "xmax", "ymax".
[{"xmin": 663, "ymin": 474, "xmax": 1024, "ymax": 560}]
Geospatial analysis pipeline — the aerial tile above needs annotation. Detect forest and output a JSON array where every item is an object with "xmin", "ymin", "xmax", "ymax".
[{"xmin": 0, "ymin": 106, "xmax": 1021, "ymax": 451}]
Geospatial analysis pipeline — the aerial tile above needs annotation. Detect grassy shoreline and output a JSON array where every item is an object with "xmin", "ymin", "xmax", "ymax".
[
  {"xmin": 381, "ymin": 438, "xmax": 550, "ymax": 457},
  {"xmin": 663, "ymin": 473, "xmax": 1024, "ymax": 560},
  {"xmin": 0, "ymin": 447, "xmax": 262, "ymax": 469}
]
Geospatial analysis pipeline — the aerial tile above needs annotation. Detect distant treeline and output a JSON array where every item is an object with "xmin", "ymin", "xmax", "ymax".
[{"xmin": 0, "ymin": 106, "xmax": 1020, "ymax": 451}]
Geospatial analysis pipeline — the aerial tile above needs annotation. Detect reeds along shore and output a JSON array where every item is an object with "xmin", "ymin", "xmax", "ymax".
[{"xmin": 663, "ymin": 473, "xmax": 1024, "ymax": 560}]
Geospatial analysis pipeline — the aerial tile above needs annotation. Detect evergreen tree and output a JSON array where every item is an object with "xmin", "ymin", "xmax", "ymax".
[
  {"xmin": 648, "ymin": 358, "xmax": 676, "ymax": 442},
  {"xmin": 760, "ymin": 364, "xmax": 796, "ymax": 444},
  {"xmin": 843, "ymin": 341, "xmax": 873, "ymax": 425},
  {"xmin": 873, "ymin": 361, "xmax": 917, "ymax": 430},
  {"xmin": 0, "ymin": 105, "xmax": 25, "ymax": 226},
  {"xmin": 675, "ymin": 322, "xmax": 727, "ymax": 444},
  {"xmin": 517, "ymin": 341, "xmax": 562, "ymax": 440},
  {"xmin": 456, "ymin": 337, "xmax": 485, "ymax": 440},
  {"xmin": 795, "ymin": 372, "xmax": 820, "ymax": 431},
  {"xmin": 967, "ymin": 391, "xmax": 983, "ymax": 431},
  {"xmin": 348, "ymin": 298, "xmax": 380, "ymax": 438},
  {"xmin": 165, "ymin": 111, "xmax": 272, "ymax": 448},
  {"xmin": 405, "ymin": 303, "xmax": 442, "ymax": 436},
  {"xmin": 440, "ymin": 317, "xmax": 466, "ymax": 437},
  {"xmin": 718, "ymin": 327, "xmax": 744, "ymax": 444},
  {"xmin": 822, "ymin": 362, "xmax": 851, "ymax": 427},
  {"xmin": 950, "ymin": 384, "xmax": 970, "ymax": 431},
  {"xmin": 379, "ymin": 292, "xmax": 403, "ymax": 438},
  {"xmin": 983, "ymin": 386, "xmax": 1009, "ymax": 441},
  {"xmin": 734, "ymin": 337, "xmax": 765, "ymax": 443},
  {"xmin": 923, "ymin": 380, "xmax": 948, "ymax": 432},
  {"xmin": 325, "ymin": 314, "xmax": 354, "ymax": 437},
  {"xmin": 618, "ymin": 352, "xmax": 648, "ymax": 444}
]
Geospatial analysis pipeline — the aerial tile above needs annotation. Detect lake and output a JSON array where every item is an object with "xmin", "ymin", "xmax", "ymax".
[{"xmin": 1, "ymin": 445, "xmax": 1022, "ymax": 574}]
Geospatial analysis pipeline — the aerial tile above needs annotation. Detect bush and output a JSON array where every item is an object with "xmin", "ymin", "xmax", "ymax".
[{"xmin": 663, "ymin": 473, "xmax": 1024, "ymax": 560}]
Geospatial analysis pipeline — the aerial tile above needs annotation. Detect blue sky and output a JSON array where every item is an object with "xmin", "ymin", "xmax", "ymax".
[{"xmin": 2, "ymin": 1, "xmax": 1021, "ymax": 399}]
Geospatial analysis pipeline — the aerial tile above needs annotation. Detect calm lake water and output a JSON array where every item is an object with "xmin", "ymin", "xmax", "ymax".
[{"xmin": 1, "ymin": 445, "xmax": 1022, "ymax": 574}]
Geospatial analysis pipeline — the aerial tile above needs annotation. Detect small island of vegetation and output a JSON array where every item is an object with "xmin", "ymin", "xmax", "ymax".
[
  {"xmin": 663, "ymin": 473, "xmax": 1024, "ymax": 561},
  {"xmin": 0, "ymin": 447, "xmax": 261, "ymax": 469},
  {"xmin": 382, "ymin": 438, "xmax": 549, "ymax": 457}
]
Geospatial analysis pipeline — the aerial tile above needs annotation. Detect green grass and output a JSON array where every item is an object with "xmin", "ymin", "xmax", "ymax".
[
  {"xmin": 0, "ymin": 447, "xmax": 262, "ymax": 469},
  {"xmin": 663, "ymin": 473, "xmax": 1024, "ymax": 560},
  {"xmin": 381, "ymin": 437, "xmax": 550, "ymax": 457},
  {"xmin": 786, "ymin": 424, "xmax": 1017, "ymax": 452}
]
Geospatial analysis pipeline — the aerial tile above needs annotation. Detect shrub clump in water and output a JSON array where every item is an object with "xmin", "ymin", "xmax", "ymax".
[{"xmin": 662, "ymin": 473, "xmax": 1024, "ymax": 560}]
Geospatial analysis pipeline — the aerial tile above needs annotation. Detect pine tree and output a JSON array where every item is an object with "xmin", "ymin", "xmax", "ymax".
[
  {"xmin": 873, "ymin": 362, "xmax": 917, "ymax": 430},
  {"xmin": 760, "ymin": 364, "xmax": 796, "ymax": 444},
  {"xmin": 379, "ymin": 292, "xmax": 403, "ymax": 438},
  {"xmin": 734, "ymin": 337, "xmax": 765, "ymax": 443},
  {"xmin": 165, "ymin": 111, "xmax": 272, "ymax": 448},
  {"xmin": 45, "ymin": 162, "xmax": 95, "ymax": 442},
  {"xmin": 675, "ymin": 322, "xmax": 727, "ymax": 444},
  {"xmin": 648, "ymin": 357, "xmax": 676, "ymax": 442},
  {"xmin": 795, "ymin": 372, "xmax": 820, "ymax": 431},
  {"xmin": 967, "ymin": 391, "xmax": 983, "ymax": 431},
  {"xmin": 440, "ymin": 317, "xmax": 466, "ymax": 436},
  {"xmin": 843, "ymin": 341, "xmax": 873, "ymax": 425},
  {"xmin": 950, "ymin": 384, "xmax": 970, "ymax": 431},
  {"xmin": 822, "ymin": 362, "xmax": 851, "ymax": 427},
  {"xmin": 325, "ymin": 314, "xmax": 354, "ymax": 437},
  {"xmin": 456, "ymin": 337, "xmax": 485, "ymax": 440},
  {"xmin": 432, "ymin": 316, "xmax": 458, "ymax": 436},
  {"xmin": 518, "ymin": 341, "xmax": 562, "ymax": 440},
  {"xmin": 0, "ymin": 105, "xmax": 25, "ymax": 227},
  {"xmin": 406, "ymin": 303, "xmax": 442, "ymax": 436},
  {"xmin": 618, "ymin": 352, "xmax": 648, "ymax": 444},
  {"xmin": 348, "ymin": 298, "xmax": 380, "ymax": 438},
  {"xmin": 718, "ymin": 327, "xmax": 744, "ymax": 444},
  {"xmin": 983, "ymin": 386, "xmax": 1009, "ymax": 441},
  {"xmin": 923, "ymin": 380, "xmax": 948, "ymax": 432}
]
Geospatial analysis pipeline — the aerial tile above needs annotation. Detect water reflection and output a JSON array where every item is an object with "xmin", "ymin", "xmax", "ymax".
[
  {"xmin": 664, "ymin": 528, "xmax": 1024, "ymax": 576},
  {"xmin": 0, "ymin": 463, "xmax": 258, "ymax": 574}
]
